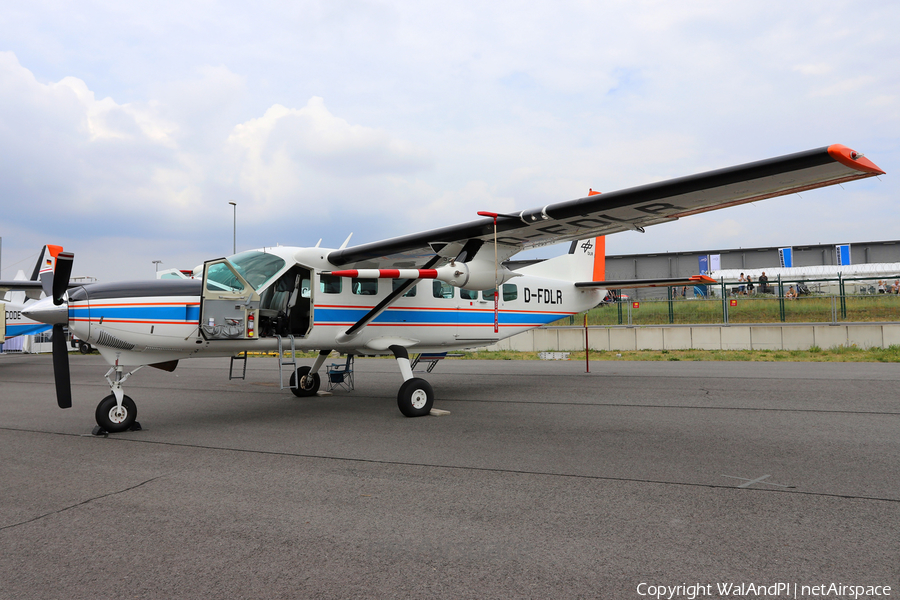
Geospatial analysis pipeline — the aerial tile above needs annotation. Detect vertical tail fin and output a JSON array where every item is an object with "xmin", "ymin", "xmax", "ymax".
[
  {"xmin": 565, "ymin": 236, "xmax": 605, "ymax": 282},
  {"xmin": 587, "ymin": 189, "xmax": 605, "ymax": 282},
  {"xmin": 31, "ymin": 245, "xmax": 64, "ymax": 297},
  {"xmin": 570, "ymin": 189, "xmax": 605, "ymax": 282}
]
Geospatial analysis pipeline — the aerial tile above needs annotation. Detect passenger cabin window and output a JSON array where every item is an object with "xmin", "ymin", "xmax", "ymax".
[
  {"xmin": 320, "ymin": 274, "xmax": 342, "ymax": 294},
  {"xmin": 392, "ymin": 279, "xmax": 417, "ymax": 297},
  {"xmin": 352, "ymin": 278, "xmax": 378, "ymax": 295},
  {"xmin": 482, "ymin": 284, "xmax": 517, "ymax": 301},
  {"xmin": 433, "ymin": 281, "xmax": 454, "ymax": 299},
  {"xmin": 460, "ymin": 289, "xmax": 477, "ymax": 300}
]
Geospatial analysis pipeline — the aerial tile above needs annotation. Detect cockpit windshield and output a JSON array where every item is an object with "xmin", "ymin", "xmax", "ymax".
[{"xmin": 207, "ymin": 251, "xmax": 287, "ymax": 292}]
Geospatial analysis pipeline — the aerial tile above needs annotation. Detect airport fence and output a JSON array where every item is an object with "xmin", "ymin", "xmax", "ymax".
[{"xmin": 562, "ymin": 276, "xmax": 900, "ymax": 326}]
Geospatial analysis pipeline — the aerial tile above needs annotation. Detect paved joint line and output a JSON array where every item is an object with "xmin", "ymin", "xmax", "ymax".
[
  {"xmin": 722, "ymin": 474, "xmax": 792, "ymax": 488},
  {"xmin": 0, "ymin": 474, "xmax": 167, "ymax": 532}
]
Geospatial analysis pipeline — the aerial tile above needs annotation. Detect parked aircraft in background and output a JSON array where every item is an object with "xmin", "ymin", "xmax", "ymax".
[
  {"xmin": 1, "ymin": 245, "xmax": 69, "ymax": 340},
  {"xmin": 13, "ymin": 145, "xmax": 884, "ymax": 433}
]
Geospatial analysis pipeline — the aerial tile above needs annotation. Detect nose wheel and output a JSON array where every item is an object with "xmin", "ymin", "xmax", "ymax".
[{"xmin": 95, "ymin": 394, "xmax": 137, "ymax": 433}]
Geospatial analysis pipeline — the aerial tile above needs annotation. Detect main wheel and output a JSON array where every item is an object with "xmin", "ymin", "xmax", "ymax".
[
  {"xmin": 95, "ymin": 394, "xmax": 137, "ymax": 433},
  {"xmin": 397, "ymin": 378, "xmax": 434, "ymax": 417},
  {"xmin": 289, "ymin": 366, "xmax": 320, "ymax": 397}
]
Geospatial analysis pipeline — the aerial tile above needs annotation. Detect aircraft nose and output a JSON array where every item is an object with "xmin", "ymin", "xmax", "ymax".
[{"xmin": 23, "ymin": 296, "xmax": 69, "ymax": 326}]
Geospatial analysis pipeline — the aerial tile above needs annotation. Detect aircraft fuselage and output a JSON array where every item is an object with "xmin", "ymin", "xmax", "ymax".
[{"xmin": 58, "ymin": 246, "xmax": 603, "ymax": 366}]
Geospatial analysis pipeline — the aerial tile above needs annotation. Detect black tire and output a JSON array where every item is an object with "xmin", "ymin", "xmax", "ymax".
[
  {"xmin": 79, "ymin": 342, "xmax": 91, "ymax": 354},
  {"xmin": 397, "ymin": 378, "xmax": 434, "ymax": 417},
  {"xmin": 95, "ymin": 394, "xmax": 137, "ymax": 433},
  {"xmin": 289, "ymin": 366, "xmax": 320, "ymax": 397}
]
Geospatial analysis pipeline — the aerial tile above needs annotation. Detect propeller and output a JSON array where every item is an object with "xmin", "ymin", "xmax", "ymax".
[
  {"xmin": 21, "ymin": 250, "xmax": 75, "ymax": 409},
  {"xmin": 52, "ymin": 323, "xmax": 72, "ymax": 409},
  {"xmin": 52, "ymin": 252, "xmax": 73, "ymax": 305},
  {"xmin": 51, "ymin": 252, "xmax": 74, "ymax": 408}
]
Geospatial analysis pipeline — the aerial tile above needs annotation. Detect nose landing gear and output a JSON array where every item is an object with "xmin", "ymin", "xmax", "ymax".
[{"xmin": 92, "ymin": 362, "xmax": 144, "ymax": 435}]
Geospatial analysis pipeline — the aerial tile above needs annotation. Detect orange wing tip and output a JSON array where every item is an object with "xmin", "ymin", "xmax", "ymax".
[
  {"xmin": 690, "ymin": 275, "xmax": 716, "ymax": 284},
  {"xmin": 828, "ymin": 144, "xmax": 885, "ymax": 175}
]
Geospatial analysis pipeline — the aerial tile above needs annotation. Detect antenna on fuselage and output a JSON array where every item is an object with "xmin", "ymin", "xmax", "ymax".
[{"xmin": 339, "ymin": 233, "xmax": 353, "ymax": 249}]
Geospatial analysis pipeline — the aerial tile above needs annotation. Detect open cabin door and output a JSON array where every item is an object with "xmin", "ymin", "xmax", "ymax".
[
  {"xmin": 257, "ymin": 265, "xmax": 313, "ymax": 338},
  {"xmin": 199, "ymin": 259, "xmax": 261, "ymax": 341}
]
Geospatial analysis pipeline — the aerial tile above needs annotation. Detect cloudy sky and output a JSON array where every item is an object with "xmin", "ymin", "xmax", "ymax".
[{"xmin": 1, "ymin": 0, "xmax": 897, "ymax": 282}]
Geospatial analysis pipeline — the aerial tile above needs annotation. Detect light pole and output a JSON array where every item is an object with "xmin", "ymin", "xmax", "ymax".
[
  {"xmin": 152, "ymin": 260, "xmax": 162, "ymax": 273},
  {"xmin": 228, "ymin": 201, "xmax": 237, "ymax": 254}
]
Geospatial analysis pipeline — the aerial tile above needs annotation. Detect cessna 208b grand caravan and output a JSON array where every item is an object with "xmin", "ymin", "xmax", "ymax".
[{"xmin": 14, "ymin": 145, "xmax": 885, "ymax": 432}]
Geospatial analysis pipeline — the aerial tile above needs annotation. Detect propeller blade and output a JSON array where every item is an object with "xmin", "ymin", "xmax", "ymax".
[
  {"xmin": 52, "ymin": 324, "xmax": 72, "ymax": 409},
  {"xmin": 52, "ymin": 252, "xmax": 74, "ymax": 305}
]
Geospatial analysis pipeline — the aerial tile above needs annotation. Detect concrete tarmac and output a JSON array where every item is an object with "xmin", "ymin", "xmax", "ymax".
[{"xmin": 1, "ymin": 353, "xmax": 898, "ymax": 599}]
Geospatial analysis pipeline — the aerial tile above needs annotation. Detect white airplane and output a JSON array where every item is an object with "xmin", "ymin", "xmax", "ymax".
[
  {"xmin": 1, "ymin": 245, "xmax": 70, "ymax": 340},
  {"xmin": 15, "ymin": 144, "xmax": 884, "ymax": 433}
]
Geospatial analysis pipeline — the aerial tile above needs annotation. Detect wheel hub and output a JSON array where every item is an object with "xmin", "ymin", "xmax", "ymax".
[
  {"xmin": 108, "ymin": 406, "xmax": 128, "ymax": 424},
  {"xmin": 410, "ymin": 389, "xmax": 428, "ymax": 409}
]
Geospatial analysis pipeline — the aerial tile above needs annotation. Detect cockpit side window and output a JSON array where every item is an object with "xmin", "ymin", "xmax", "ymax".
[
  {"xmin": 205, "ymin": 262, "xmax": 246, "ymax": 293},
  {"xmin": 226, "ymin": 251, "xmax": 286, "ymax": 291}
]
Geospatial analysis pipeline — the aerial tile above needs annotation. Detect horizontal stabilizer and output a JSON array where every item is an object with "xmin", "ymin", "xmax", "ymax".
[{"xmin": 575, "ymin": 275, "xmax": 716, "ymax": 289}]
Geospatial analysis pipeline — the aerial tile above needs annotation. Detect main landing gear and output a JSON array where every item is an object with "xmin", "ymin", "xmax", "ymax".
[
  {"xmin": 290, "ymin": 346, "xmax": 435, "ymax": 417},
  {"xmin": 391, "ymin": 345, "xmax": 434, "ymax": 417}
]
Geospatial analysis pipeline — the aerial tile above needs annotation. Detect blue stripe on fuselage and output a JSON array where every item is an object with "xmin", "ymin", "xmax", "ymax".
[
  {"xmin": 69, "ymin": 304, "xmax": 200, "ymax": 323},
  {"xmin": 313, "ymin": 306, "xmax": 568, "ymax": 326}
]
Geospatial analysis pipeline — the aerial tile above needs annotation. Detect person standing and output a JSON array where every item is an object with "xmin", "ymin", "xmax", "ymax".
[{"xmin": 759, "ymin": 271, "xmax": 769, "ymax": 294}]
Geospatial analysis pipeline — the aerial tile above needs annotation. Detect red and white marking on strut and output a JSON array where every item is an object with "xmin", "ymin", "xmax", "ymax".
[{"xmin": 327, "ymin": 269, "xmax": 439, "ymax": 279}]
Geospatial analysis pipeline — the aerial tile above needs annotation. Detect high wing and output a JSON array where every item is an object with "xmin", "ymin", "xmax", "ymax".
[{"xmin": 327, "ymin": 145, "xmax": 884, "ymax": 269}]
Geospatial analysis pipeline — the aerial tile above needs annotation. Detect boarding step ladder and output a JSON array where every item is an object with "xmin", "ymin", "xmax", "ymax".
[
  {"xmin": 229, "ymin": 352, "xmax": 248, "ymax": 380},
  {"xmin": 276, "ymin": 335, "xmax": 298, "ymax": 389}
]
